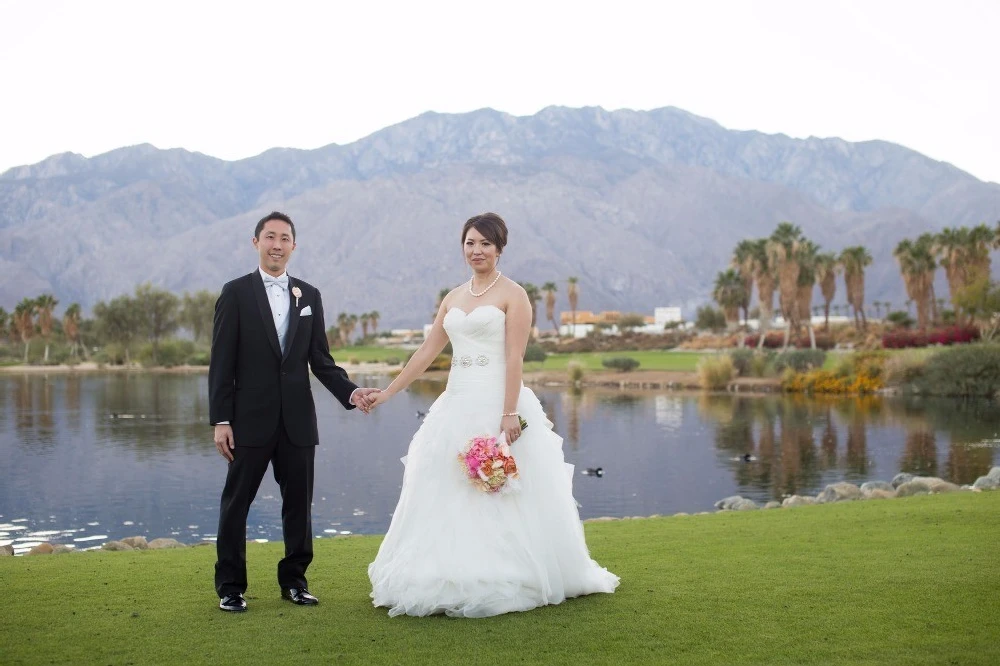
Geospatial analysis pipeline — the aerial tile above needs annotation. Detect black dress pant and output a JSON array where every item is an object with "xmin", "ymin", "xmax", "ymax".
[{"xmin": 215, "ymin": 421, "xmax": 315, "ymax": 597}]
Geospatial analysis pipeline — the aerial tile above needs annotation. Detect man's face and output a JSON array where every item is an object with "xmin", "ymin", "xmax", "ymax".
[{"xmin": 253, "ymin": 220, "xmax": 296, "ymax": 276}]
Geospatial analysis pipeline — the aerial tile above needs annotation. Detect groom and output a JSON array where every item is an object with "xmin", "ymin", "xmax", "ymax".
[{"xmin": 209, "ymin": 211, "xmax": 378, "ymax": 613}]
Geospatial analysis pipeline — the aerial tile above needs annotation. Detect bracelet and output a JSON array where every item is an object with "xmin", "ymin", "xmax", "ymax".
[{"xmin": 502, "ymin": 411, "xmax": 519, "ymax": 418}]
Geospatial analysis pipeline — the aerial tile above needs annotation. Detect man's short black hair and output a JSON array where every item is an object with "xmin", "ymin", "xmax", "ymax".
[{"xmin": 255, "ymin": 211, "xmax": 296, "ymax": 240}]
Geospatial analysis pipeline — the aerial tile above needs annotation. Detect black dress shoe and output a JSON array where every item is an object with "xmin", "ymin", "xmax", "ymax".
[
  {"xmin": 281, "ymin": 588, "xmax": 319, "ymax": 605},
  {"xmin": 219, "ymin": 593, "xmax": 247, "ymax": 612}
]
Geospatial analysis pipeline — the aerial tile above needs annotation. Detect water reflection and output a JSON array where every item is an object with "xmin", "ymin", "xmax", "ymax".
[{"xmin": 1, "ymin": 374, "xmax": 997, "ymax": 547}]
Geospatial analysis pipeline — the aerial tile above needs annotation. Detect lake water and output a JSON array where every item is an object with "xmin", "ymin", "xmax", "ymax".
[{"xmin": 1, "ymin": 373, "xmax": 997, "ymax": 554}]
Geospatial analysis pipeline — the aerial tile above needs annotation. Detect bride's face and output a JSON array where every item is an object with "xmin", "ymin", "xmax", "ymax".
[{"xmin": 464, "ymin": 226, "xmax": 499, "ymax": 273}]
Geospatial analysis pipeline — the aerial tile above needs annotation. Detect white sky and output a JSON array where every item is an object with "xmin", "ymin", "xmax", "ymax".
[{"xmin": 1, "ymin": 0, "xmax": 997, "ymax": 183}]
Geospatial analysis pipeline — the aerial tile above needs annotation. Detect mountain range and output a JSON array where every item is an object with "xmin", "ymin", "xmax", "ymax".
[{"xmin": 2, "ymin": 106, "xmax": 998, "ymax": 327}]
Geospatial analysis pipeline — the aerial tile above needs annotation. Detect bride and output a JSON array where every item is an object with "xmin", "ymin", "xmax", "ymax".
[{"xmin": 366, "ymin": 212, "xmax": 620, "ymax": 618}]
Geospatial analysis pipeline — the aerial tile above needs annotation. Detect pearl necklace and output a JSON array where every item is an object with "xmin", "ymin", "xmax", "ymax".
[{"xmin": 469, "ymin": 270, "xmax": 502, "ymax": 297}]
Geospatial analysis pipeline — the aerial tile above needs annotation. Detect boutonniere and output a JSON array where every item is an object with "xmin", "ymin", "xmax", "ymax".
[{"xmin": 291, "ymin": 286, "xmax": 302, "ymax": 307}]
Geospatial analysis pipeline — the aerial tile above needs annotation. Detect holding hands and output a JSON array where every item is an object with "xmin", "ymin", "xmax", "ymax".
[{"xmin": 351, "ymin": 387, "xmax": 384, "ymax": 414}]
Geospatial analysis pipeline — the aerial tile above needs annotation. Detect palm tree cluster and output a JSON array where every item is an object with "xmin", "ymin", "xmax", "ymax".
[
  {"xmin": 719, "ymin": 221, "xmax": 1000, "ymax": 347},
  {"xmin": 894, "ymin": 223, "xmax": 996, "ymax": 328},
  {"xmin": 332, "ymin": 311, "xmax": 380, "ymax": 346},
  {"xmin": 720, "ymin": 223, "xmax": 871, "ymax": 349}
]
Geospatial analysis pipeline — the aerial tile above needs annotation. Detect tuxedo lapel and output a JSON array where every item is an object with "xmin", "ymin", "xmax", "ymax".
[
  {"xmin": 283, "ymin": 276, "xmax": 301, "ymax": 362},
  {"xmin": 250, "ymin": 270, "xmax": 282, "ymax": 359}
]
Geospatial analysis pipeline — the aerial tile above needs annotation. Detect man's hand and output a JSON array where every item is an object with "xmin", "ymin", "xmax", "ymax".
[
  {"xmin": 351, "ymin": 387, "xmax": 382, "ymax": 414},
  {"xmin": 214, "ymin": 424, "xmax": 235, "ymax": 462}
]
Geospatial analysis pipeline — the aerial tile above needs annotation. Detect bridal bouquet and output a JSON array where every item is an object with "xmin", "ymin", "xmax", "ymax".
[{"xmin": 458, "ymin": 434, "xmax": 520, "ymax": 494}]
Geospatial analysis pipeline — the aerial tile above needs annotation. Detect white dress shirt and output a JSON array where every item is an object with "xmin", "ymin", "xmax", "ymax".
[{"xmin": 260, "ymin": 267, "xmax": 291, "ymax": 354}]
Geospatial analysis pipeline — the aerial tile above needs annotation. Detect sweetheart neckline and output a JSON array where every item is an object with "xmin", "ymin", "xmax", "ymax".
[{"xmin": 446, "ymin": 304, "xmax": 506, "ymax": 317}]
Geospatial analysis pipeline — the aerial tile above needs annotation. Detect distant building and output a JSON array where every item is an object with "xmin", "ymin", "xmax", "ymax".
[{"xmin": 558, "ymin": 307, "xmax": 680, "ymax": 338}]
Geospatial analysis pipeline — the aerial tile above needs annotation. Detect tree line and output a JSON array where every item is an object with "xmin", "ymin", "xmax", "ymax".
[
  {"xmin": 712, "ymin": 221, "xmax": 1000, "ymax": 347},
  {"xmin": 0, "ymin": 285, "xmax": 217, "ymax": 365}
]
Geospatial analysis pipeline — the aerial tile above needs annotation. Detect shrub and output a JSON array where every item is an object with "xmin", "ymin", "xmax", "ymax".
[
  {"xmin": 523, "ymin": 345, "xmax": 547, "ymax": 362},
  {"xmin": 886, "ymin": 311, "xmax": 914, "ymax": 328},
  {"xmin": 138, "ymin": 339, "xmax": 195, "ymax": 368},
  {"xmin": 883, "ymin": 350, "xmax": 927, "ymax": 387},
  {"xmin": 384, "ymin": 357, "xmax": 402, "ymax": 366},
  {"xmin": 697, "ymin": 355, "xmax": 734, "ymax": 390},
  {"xmin": 749, "ymin": 352, "xmax": 772, "ymax": 378},
  {"xmin": 912, "ymin": 343, "xmax": 1000, "ymax": 396},
  {"xmin": 567, "ymin": 361, "xmax": 585, "ymax": 385},
  {"xmin": 773, "ymin": 349, "xmax": 826, "ymax": 373},
  {"xmin": 602, "ymin": 357, "xmax": 640, "ymax": 372},
  {"xmin": 695, "ymin": 306, "xmax": 727, "ymax": 332},
  {"xmin": 728, "ymin": 349, "xmax": 754, "ymax": 376},
  {"xmin": 187, "ymin": 351, "xmax": 211, "ymax": 366},
  {"xmin": 882, "ymin": 325, "xmax": 979, "ymax": 349}
]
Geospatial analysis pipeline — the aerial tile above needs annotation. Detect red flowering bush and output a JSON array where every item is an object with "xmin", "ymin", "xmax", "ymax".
[{"xmin": 882, "ymin": 326, "xmax": 979, "ymax": 349}]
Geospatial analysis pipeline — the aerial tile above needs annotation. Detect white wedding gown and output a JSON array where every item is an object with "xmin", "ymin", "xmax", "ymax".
[{"xmin": 368, "ymin": 305, "xmax": 620, "ymax": 618}]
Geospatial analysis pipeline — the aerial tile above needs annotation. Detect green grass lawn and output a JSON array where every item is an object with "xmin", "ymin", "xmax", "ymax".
[
  {"xmin": 333, "ymin": 347, "xmax": 707, "ymax": 372},
  {"xmin": 331, "ymin": 346, "xmax": 410, "ymax": 364},
  {"xmin": 2, "ymin": 493, "xmax": 997, "ymax": 665},
  {"xmin": 527, "ymin": 350, "xmax": 707, "ymax": 372}
]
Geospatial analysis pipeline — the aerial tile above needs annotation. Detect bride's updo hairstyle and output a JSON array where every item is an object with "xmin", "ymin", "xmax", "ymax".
[{"xmin": 462, "ymin": 212, "xmax": 508, "ymax": 254}]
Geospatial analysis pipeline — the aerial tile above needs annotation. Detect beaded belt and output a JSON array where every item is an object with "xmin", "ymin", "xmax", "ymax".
[{"xmin": 451, "ymin": 354, "xmax": 493, "ymax": 368}]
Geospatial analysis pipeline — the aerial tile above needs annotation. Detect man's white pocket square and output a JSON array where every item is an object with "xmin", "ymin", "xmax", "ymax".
[{"xmin": 300, "ymin": 305, "xmax": 313, "ymax": 317}]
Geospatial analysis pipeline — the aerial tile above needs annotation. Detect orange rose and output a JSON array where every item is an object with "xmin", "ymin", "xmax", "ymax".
[{"xmin": 503, "ymin": 459, "xmax": 518, "ymax": 476}]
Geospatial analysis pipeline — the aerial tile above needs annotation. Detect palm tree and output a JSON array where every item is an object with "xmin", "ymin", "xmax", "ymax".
[
  {"xmin": 520, "ymin": 282, "xmax": 541, "ymax": 337},
  {"xmin": 712, "ymin": 269, "xmax": 747, "ymax": 328},
  {"xmin": 542, "ymin": 282, "xmax": 558, "ymax": 332},
  {"xmin": 747, "ymin": 239, "xmax": 776, "ymax": 348},
  {"xmin": 347, "ymin": 314, "xmax": 358, "ymax": 345},
  {"xmin": 934, "ymin": 227, "xmax": 964, "ymax": 316},
  {"xmin": 794, "ymin": 240, "xmax": 820, "ymax": 349},
  {"xmin": 567, "ymin": 277, "xmax": 579, "ymax": 336},
  {"xmin": 13, "ymin": 297, "xmax": 38, "ymax": 363},
  {"xmin": 336, "ymin": 312, "xmax": 349, "ymax": 347},
  {"xmin": 840, "ymin": 246, "xmax": 873, "ymax": 331},
  {"xmin": 766, "ymin": 222, "xmax": 805, "ymax": 348},
  {"xmin": 892, "ymin": 234, "xmax": 937, "ymax": 329},
  {"xmin": 34, "ymin": 294, "xmax": 59, "ymax": 363},
  {"xmin": 0, "ymin": 307, "xmax": 9, "ymax": 344},
  {"xmin": 730, "ymin": 239, "xmax": 757, "ymax": 327},
  {"xmin": 814, "ymin": 252, "xmax": 840, "ymax": 332},
  {"xmin": 872, "ymin": 301, "xmax": 883, "ymax": 319},
  {"xmin": 359, "ymin": 313, "xmax": 370, "ymax": 340},
  {"xmin": 368, "ymin": 311, "xmax": 380, "ymax": 336},
  {"xmin": 63, "ymin": 303, "xmax": 85, "ymax": 359}
]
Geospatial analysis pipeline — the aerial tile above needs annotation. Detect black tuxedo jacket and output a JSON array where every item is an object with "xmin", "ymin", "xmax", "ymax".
[{"xmin": 208, "ymin": 270, "xmax": 358, "ymax": 447}]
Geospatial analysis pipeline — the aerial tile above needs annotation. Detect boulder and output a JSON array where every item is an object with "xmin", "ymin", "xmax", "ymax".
[
  {"xmin": 763, "ymin": 501, "xmax": 782, "ymax": 509},
  {"xmin": 147, "ymin": 538, "xmax": 186, "ymax": 549},
  {"xmin": 714, "ymin": 495, "xmax": 746, "ymax": 511},
  {"xmin": 926, "ymin": 479, "xmax": 961, "ymax": 494},
  {"xmin": 102, "ymin": 541, "xmax": 134, "ymax": 551},
  {"xmin": 782, "ymin": 495, "xmax": 817, "ymax": 507},
  {"xmin": 973, "ymin": 476, "xmax": 999, "ymax": 491},
  {"xmin": 583, "ymin": 517, "xmax": 620, "ymax": 523},
  {"xmin": 672, "ymin": 512, "xmax": 690, "ymax": 517},
  {"xmin": 891, "ymin": 473, "xmax": 914, "ymax": 488},
  {"xmin": 52, "ymin": 545, "xmax": 75, "ymax": 554},
  {"xmin": 895, "ymin": 480, "xmax": 931, "ymax": 497},
  {"xmin": 731, "ymin": 499, "xmax": 760, "ymax": 511},
  {"xmin": 28, "ymin": 543, "xmax": 54, "ymax": 555},
  {"xmin": 0, "ymin": 544, "xmax": 14, "ymax": 556},
  {"xmin": 866, "ymin": 489, "xmax": 897, "ymax": 500},
  {"xmin": 121, "ymin": 536, "xmax": 149, "ymax": 550},
  {"xmin": 988, "ymin": 466, "xmax": 1000, "ymax": 483},
  {"xmin": 816, "ymin": 482, "xmax": 862, "ymax": 503},
  {"xmin": 860, "ymin": 481, "xmax": 894, "ymax": 496}
]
